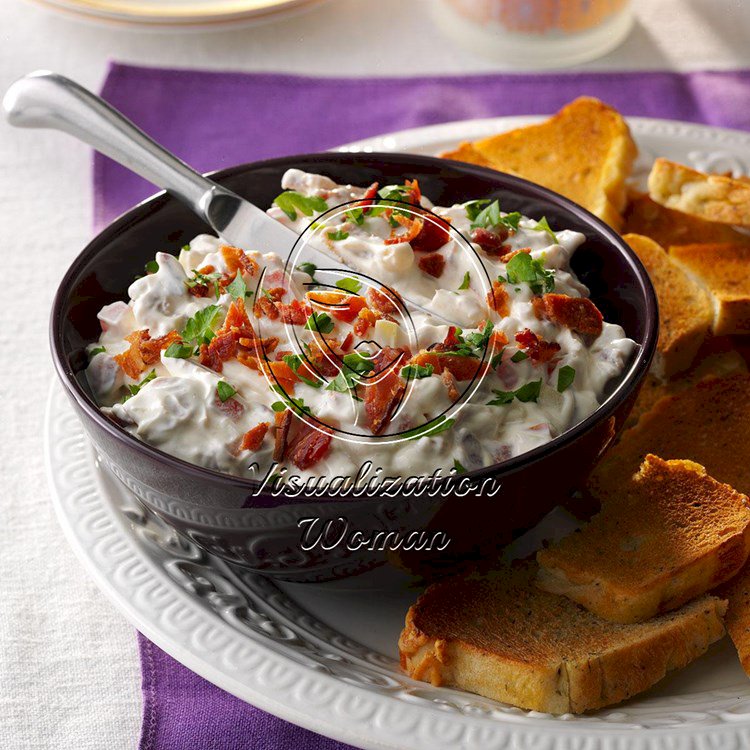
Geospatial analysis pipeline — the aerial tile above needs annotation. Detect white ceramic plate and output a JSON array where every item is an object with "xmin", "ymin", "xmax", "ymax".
[
  {"xmin": 46, "ymin": 116, "xmax": 750, "ymax": 750},
  {"xmin": 27, "ymin": 0, "xmax": 324, "ymax": 31}
]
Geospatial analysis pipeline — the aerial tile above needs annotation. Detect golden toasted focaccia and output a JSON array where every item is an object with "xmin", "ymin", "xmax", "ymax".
[
  {"xmin": 670, "ymin": 243, "xmax": 750, "ymax": 335},
  {"xmin": 624, "ymin": 234, "xmax": 712, "ymax": 377},
  {"xmin": 588, "ymin": 374, "xmax": 750, "ymax": 503},
  {"xmin": 623, "ymin": 191, "xmax": 750, "ymax": 249},
  {"xmin": 441, "ymin": 97, "xmax": 637, "ymax": 230},
  {"xmin": 648, "ymin": 159, "xmax": 750, "ymax": 227},
  {"xmin": 537, "ymin": 455, "xmax": 750, "ymax": 624},
  {"xmin": 399, "ymin": 563, "xmax": 726, "ymax": 714}
]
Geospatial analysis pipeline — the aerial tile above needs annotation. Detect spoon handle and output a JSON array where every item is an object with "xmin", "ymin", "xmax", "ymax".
[{"xmin": 3, "ymin": 70, "xmax": 219, "ymax": 218}]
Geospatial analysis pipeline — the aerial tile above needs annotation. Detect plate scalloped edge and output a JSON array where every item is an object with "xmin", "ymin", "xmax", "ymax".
[{"xmin": 45, "ymin": 114, "xmax": 750, "ymax": 750}]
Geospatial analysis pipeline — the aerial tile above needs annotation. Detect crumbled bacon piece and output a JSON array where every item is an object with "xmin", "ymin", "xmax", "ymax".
[
  {"xmin": 486, "ymin": 281, "xmax": 510, "ymax": 317},
  {"xmin": 187, "ymin": 265, "xmax": 217, "ymax": 298},
  {"xmin": 369, "ymin": 287, "xmax": 400, "ymax": 315},
  {"xmin": 332, "ymin": 296, "xmax": 368, "ymax": 323},
  {"xmin": 341, "ymin": 332, "xmax": 354, "ymax": 352},
  {"xmin": 221, "ymin": 246, "xmax": 259, "ymax": 277},
  {"xmin": 441, "ymin": 369, "xmax": 460, "ymax": 401},
  {"xmin": 199, "ymin": 299, "xmax": 256, "ymax": 373},
  {"xmin": 364, "ymin": 347, "xmax": 408, "ymax": 435},
  {"xmin": 273, "ymin": 410, "xmax": 293, "ymax": 462},
  {"xmin": 515, "ymin": 328, "xmax": 561, "ymax": 364},
  {"xmin": 499, "ymin": 247, "xmax": 530, "ymax": 264},
  {"xmin": 114, "ymin": 329, "xmax": 181, "ymax": 379},
  {"xmin": 267, "ymin": 287, "xmax": 286, "ymax": 302},
  {"xmin": 532, "ymin": 294, "xmax": 604, "ymax": 336},
  {"xmin": 353, "ymin": 307, "xmax": 377, "ymax": 337},
  {"xmin": 253, "ymin": 295, "xmax": 279, "ymax": 320},
  {"xmin": 403, "ymin": 178, "xmax": 422, "ymax": 206},
  {"xmin": 411, "ymin": 350, "xmax": 485, "ymax": 382},
  {"xmin": 288, "ymin": 423, "xmax": 333, "ymax": 470},
  {"xmin": 444, "ymin": 326, "xmax": 461, "ymax": 349},
  {"xmin": 385, "ymin": 214, "xmax": 424, "ymax": 246},
  {"xmin": 417, "ymin": 253, "xmax": 445, "ymax": 278},
  {"xmin": 470, "ymin": 227, "xmax": 509, "ymax": 256},
  {"xmin": 240, "ymin": 423, "xmax": 269, "ymax": 452},
  {"xmin": 411, "ymin": 213, "xmax": 451, "ymax": 253},
  {"xmin": 268, "ymin": 361, "xmax": 299, "ymax": 392},
  {"xmin": 352, "ymin": 181, "xmax": 379, "ymax": 213},
  {"xmin": 278, "ymin": 299, "xmax": 310, "ymax": 325}
]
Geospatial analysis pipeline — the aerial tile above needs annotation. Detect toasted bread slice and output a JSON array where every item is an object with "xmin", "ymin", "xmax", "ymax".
[
  {"xmin": 717, "ymin": 564, "xmax": 750, "ymax": 676},
  {"xmin": 648, "ymin": 159, "xmax": 750, "ymax": 227},
  {"xmin": 623, "ymin": 192, "xmax": 750, "ymax": 249},
  {"xmin": 441, "ymin": 98, "xmax": 637, "ymax": 229},
  {"xmin": 626, "ymin": 345, "xmax": 747, "ymax": 429},
  {"xmin": 624, "ymin": 234, "xmax": 712, "ymax": 377},
  {"xmin": 537, "ymin": 455, "xmax": 750, "ymax": 623},
  {"xmin": 670, "ymin": 243, "xmax": 750, "ymax": 335},
  {"xmin": 399, "ymin": 564, "xmax": 726, "ymax": 714},
  {"xmin": 441, "ymin": 141, "xmax": 493, "ymax": 168},
  {"xmin": 588, "ymin": 374, "xmax": 750, "ymax": 503}
]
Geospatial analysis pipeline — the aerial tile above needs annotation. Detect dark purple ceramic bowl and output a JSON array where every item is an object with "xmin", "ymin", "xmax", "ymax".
[{"xmin": 51, "ymin": 152, "xmax": 657, "ymax": 582}]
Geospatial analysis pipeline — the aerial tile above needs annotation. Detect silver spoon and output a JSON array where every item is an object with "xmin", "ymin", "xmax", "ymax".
[{"xmin": 2, "ymin": 70, "xmax": 461, "ymax": 326}]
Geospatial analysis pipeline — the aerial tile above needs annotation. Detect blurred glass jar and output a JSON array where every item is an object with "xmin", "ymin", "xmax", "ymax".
[{"xmin": 434, "ymin": 0, "xmax": 634, "ymax": 68}]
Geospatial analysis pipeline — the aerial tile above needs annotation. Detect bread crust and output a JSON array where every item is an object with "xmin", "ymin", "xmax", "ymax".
[
  {"xmin": 670, "ymin": 243, "xmax": 750, "ymax": 335},
  {"xmin": 717, "ymin": 564, "xmax": 750, "ymax": 676},
  {"xmin": 538, "ymin": 455, "xmax": 750, "ymax": 623},
  {"xmin": 440, "ymin": 97, "xmax": 637, "ymax": 230},
  {"xmin": 588, "ymin": 374, "xmax": 750, "ymax": 503},
  {"xmin": 624, "ymin": 234, "xmax": 712, "ymax": 377},
  {"xmin": 399, "ymin": 566, "xmax": 726, "ymax": 714},
  {"xmin": 648, "ymin": 159, "xmax": 750, "ymax": 227},
  {"xmin": 623, "ymin": 191, "xmax": 750, "ymax": 249}
]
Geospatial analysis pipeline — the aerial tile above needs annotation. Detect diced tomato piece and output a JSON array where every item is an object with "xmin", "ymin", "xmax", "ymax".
[
  {"xmin": 341, "ymin": 332, "xmax": 354, "ymax": 352},
  {"xmin": 532, "ymin": 294, "xmax": 604, "ymax": 336},
  {"xmin": 240, "ymin": 423, "xmax": 269, "ymax": 452},
  {"xmin": 288, "ymin": 423, "xmax": 333, "ymax": 470}
]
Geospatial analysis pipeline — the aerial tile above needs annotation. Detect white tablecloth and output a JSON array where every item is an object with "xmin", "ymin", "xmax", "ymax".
[{"xmin": 2, "ymin": 0, "xmax": 749, "ymax": 746}]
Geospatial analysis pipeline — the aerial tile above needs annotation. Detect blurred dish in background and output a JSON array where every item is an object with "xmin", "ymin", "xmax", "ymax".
[
  {"xmin": 433, "ymin": 0, "xmax": 634, "ymax": 68},
  {"xmin": 26, "ymin": 0, "xmax": 326, "ymax": 31}
]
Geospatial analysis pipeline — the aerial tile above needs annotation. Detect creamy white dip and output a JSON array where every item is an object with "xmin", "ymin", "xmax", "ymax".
[{"xmin": 86, "ymin": 170, "xmax": 635, "ymax": 483}]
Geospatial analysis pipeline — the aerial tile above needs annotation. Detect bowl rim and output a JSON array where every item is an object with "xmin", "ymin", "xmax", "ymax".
[{"xmin": 50, "ymin": 151, "xmax": 658, "ymax": 493}]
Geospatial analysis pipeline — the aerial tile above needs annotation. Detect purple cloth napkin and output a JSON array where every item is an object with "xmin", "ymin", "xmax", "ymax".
[{"xmin": 94, "ymin": 63, "xmax": 750, "ymax": 750}]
